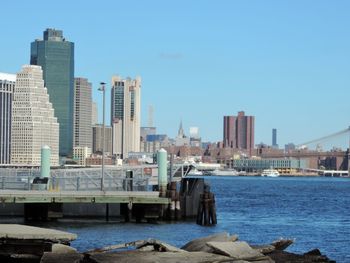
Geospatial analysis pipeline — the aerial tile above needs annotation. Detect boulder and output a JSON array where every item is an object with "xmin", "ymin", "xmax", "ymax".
[
  {"xmin": 51, "ymin": 243, "xmax": 77, "ymax": 254},
  {"xmin": 89, "ymin": 250, "xmax": 234, "ymax": 263},
  {"xmin": 270, "ymin": 238, "xmax": 294, "ymax": 251},
  {"xmin": 251, "ymin": 244, "xmax": 276, "ymax": 254},
  {"xmin": 40, "ymin": 252, "xmax": 83, "ymax": 263},
  {"xmin": 181, "ymin": 232, "xmax": 237, "ymax": 252},
  {"xmin": 268, "ymin": 250, "xmax": 335, "ymax": 263},
  {"xmin": 136, "ymin": 239, "xmax": 184, "ymax": 252},
  {"xmin": 206, "ymin": 241, "xmax": 272, "ymax": 262}
]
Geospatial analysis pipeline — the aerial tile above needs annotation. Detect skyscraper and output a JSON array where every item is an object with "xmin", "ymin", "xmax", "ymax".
[
  {"xmin": 111, "ymin": 76, "xmax": 141, "ymax": 158},
  {"xmin": 11, "ymin": 65, "xmax": 59, "ymax": 166},
  {"xmin": 223, "ymin": 116, "xmax": 236, "ymax": 148},
  {"xmin": 91, "ymin": 101, "xmax": 98, "ymax": 125},
  {"xmin": 92, "ymin": 125, "xmax": 112, "ymax": 155},
  {"xmin": 30, "ymin": 28, "xmax": 74, "ymax": 156},
  {"xmin": 0, "ymin": 73, "xmax": 16, "ymax": 164},
  {"xmin": 223, "ymin": 111, "xmax": 255, "ymax": 155},
  {"xmin": 272, "ymin": 128, "xmax": 278, "ymax": 148},
  {"xmin": 73, "ymin": 77, "xmax": 92, "ymax": 149}
]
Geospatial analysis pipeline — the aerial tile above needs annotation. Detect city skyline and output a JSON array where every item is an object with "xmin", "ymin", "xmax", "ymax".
[{"xmin": 1, "ymin": 1, "xmax": 350, "ymax": 148}]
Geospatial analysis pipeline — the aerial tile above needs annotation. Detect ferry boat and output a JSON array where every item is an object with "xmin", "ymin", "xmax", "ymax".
[
  {"xmin": 261, "ymin": 169, "xmax": 280, "ymax": 177},
  {"xmin": 211, "ymin": 169, "xmax": 238, "ymax": 176}
]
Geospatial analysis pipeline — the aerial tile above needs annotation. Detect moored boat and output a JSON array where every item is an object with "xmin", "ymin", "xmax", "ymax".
[
  {"xmin": 261, "ymin": 169, "xmax": 280, "ymax": 177},
  {"xmin": 211, "ymin": 169, "xmax": 239, "ymax": 176}
]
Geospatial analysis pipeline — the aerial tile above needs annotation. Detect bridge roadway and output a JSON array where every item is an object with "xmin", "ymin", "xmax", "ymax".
[
  {"xmin": 0, "ymin": 190, "xmax": 171, "ymax": 205},
  {"xmin": 261, "ymin": 150, "xmax": 347, "ymax": 159}
]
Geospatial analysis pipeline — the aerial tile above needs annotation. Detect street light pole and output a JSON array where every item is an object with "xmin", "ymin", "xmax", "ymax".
[{"xmin": 99, "ymin": 82, "xmax": 106, "ymax": 191}]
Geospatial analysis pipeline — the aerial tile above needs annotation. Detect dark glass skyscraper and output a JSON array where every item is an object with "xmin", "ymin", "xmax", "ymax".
[
  {"xmin": 30, "ymin": 29, "xmax": 74, "ymax": 156},
  {"xmin": 272, "ymin": 128, "xmax": 278, "ymax": 148}
]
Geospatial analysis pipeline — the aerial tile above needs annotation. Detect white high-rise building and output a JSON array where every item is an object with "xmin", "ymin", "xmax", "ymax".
[
  {"xmin": 73, "ymin": 146, "xmax": 91, "ymax": 166},
  {"xmin": 11, "ymin": 65, "xmax": 59, "ymax": 166},
  {"xmin": 0, "ymin": 73, "xmax": 16, "ymax": 164},
  {"xmin": 73, "ymin": 78, "xmax": 92, "ymax": 149},
  {"xmin": 111, "ymin": 76, "xmax": 141, "ymax": 158}
]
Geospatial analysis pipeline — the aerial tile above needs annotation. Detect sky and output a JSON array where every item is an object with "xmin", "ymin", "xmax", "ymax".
[{"xmin": 1, "ymin": 0, "xmax": 350, "ymax": 149}]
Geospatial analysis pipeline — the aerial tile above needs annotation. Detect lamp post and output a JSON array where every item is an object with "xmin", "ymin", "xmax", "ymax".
[{"xmin": 98, "ymin": 82, "xmax": 106, "ymax": 191}]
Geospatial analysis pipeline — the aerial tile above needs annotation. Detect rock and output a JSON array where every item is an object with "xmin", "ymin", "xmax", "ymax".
[
  {"xmin": 303, "ymin": 248, "xmax": 322, "ymax": 256},
  {"xmin": 229, "ymin": 234, "xmax": 239, "ymax": 242},
  {"xmin": 206, "ymin": 241, "xmax": 273, "ymax": 262},
  {"xmin": 251, "ymin": 244, "xmax": 276, "ymax": 254},
  {"xmin": 40, "ymin": 252, "xmax": 83, "ymax": 263},
  {"xmin": 89, "ymin": 250, "xmax": 234, "ymax": 263},
  {"xmin": 51, "ymin": 243, "xmax": 77, "ymax": 253},
  {"xmin": 181, "ymin": 232, "xmax": 236, "ymax": 252},
  {"xmin": 136, "ymin": 239, "xmax": 184, "ymax": 252},
  {"xmin": 137, "ymin": 245, "xmax": 155, "ymax": 252},
  {"xmin": 270, "ymin": 238, "xmax": 294, "ymax": 251},
  {"xmin": 267, "ymin": 250, "xmax": 335, "ymax": 263}
]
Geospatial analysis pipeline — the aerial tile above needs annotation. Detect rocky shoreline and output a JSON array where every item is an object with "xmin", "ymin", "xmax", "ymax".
[
  {"xmin": 0, "ymin": 225, "xmax": 335, "ymax": 263},
  {"xmin": 41, "ymin": 233, "xmax": 336, "ymax": 263}
]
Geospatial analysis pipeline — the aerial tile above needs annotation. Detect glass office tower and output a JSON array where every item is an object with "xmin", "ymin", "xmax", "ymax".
[{"xmin": 30, "ymin": 28, "xmax": 74, "ymax": 156}]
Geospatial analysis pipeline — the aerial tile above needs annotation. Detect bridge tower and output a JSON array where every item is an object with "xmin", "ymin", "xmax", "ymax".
[{"xmin": 348, "ymin": 126, "xmax": 350, "ymax": 176}]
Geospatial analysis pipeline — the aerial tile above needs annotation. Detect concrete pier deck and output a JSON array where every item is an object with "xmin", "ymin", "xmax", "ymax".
[{"xmin": 0, "ymin": 190, "xmax": 170, "ymax": 204}]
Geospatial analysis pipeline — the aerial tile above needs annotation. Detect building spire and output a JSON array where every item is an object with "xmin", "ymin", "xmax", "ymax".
[{"xmin": 178, "ymin": 120, "xmax": 184, "ymax": 138}]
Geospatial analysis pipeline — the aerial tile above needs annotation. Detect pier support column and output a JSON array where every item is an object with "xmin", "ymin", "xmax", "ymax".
[
  {"xmin": 40, "ymin": 145, "xmax": 51, "ymax": 178},
  {"xmin": 157, "ymin": 149, "xmax": 168, "ymax": 197}
]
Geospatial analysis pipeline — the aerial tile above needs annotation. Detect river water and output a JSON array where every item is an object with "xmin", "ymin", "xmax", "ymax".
[{"xmin": 8, "ymin": 176, "xmax": 350, "ymax": 262}]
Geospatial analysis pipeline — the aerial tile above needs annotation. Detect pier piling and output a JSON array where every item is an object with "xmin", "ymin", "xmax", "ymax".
[{"xmin": 196, "ymin": 183, "xmax": 217, "ymax": 226}]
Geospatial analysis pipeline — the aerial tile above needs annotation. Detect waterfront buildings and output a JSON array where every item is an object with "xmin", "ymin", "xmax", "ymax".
[
  {"xmin": 92, "ymin": 125, "xmax": 112, "ymax": 155},
  {"xmin": 230, "ymin": 158, "xmax": 306, "ymax": 173},
  {"xmin": 285, "ymin": 143, "xmax": 296, "ymax": 152},
  {"xmin": 0, "ymin": 73, "xmax": 16, "ymax": 164},
  {"xmin": 30, "ymin": 28, "xmax": 74, "ymax": 156},
  {"xmin": 73, "ymin": 78, "xmax": 92, "ymax": 149},
  {"xmin": 11, "ymin": 65, "xmax": 59, "ymax": 166},
  {"xmin": 111, "ymin": 76, "xmax": 141, "ymax": 159},
  {"xmin": 223, "ymin": 111, "xmax": 255, "ymax": 156}
]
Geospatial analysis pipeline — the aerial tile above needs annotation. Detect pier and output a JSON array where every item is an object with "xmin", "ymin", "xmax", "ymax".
[
  {"xmin": 0, "ymin": 190, "xmax": 170, "ymax": 204},
  {"xmin": 0, "ymin": 164, "xmax": 212, "ymax": 223}
]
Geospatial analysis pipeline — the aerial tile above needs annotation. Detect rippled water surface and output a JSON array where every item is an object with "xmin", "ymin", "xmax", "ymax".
[{"xmin": 13, "ymin": 176, "xmax": 350, "ymax": 262}]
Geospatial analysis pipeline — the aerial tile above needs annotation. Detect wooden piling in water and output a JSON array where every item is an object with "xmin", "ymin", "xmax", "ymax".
[
  {"xmin": 196, "ymin": 183, "xmax": 217, "ymax": 226},
  {"xmin": 105, "ymin": 203, "xmax": 109, "ymax": 222}
]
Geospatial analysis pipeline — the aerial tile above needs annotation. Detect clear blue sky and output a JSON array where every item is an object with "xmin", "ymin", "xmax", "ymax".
[{"xmin": 1, "ymin": 0, "xmax": 350, "ymax": 148}]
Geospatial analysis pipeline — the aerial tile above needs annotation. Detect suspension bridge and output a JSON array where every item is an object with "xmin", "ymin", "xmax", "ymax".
[{"xmin": 262, "ymin": 126, "xmax": 350, "ymax": 176}]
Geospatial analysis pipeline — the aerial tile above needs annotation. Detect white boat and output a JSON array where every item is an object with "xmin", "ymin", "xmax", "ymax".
[
  {"xmin": 261, "ymin": 169, "xmax": 280, "ymax": 177},
  {"xmin": 211, "ymin": 169, "xmax": 238, "ymax": 176}
]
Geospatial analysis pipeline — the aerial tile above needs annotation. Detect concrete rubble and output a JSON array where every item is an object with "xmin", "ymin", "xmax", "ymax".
[
  {"xmin": 0, "ymin": 225, "xmax": 335, "ymax": 263},
  {"xmin": 64, "ymin": 232, "xmax": 335, "ymax": 263}
]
